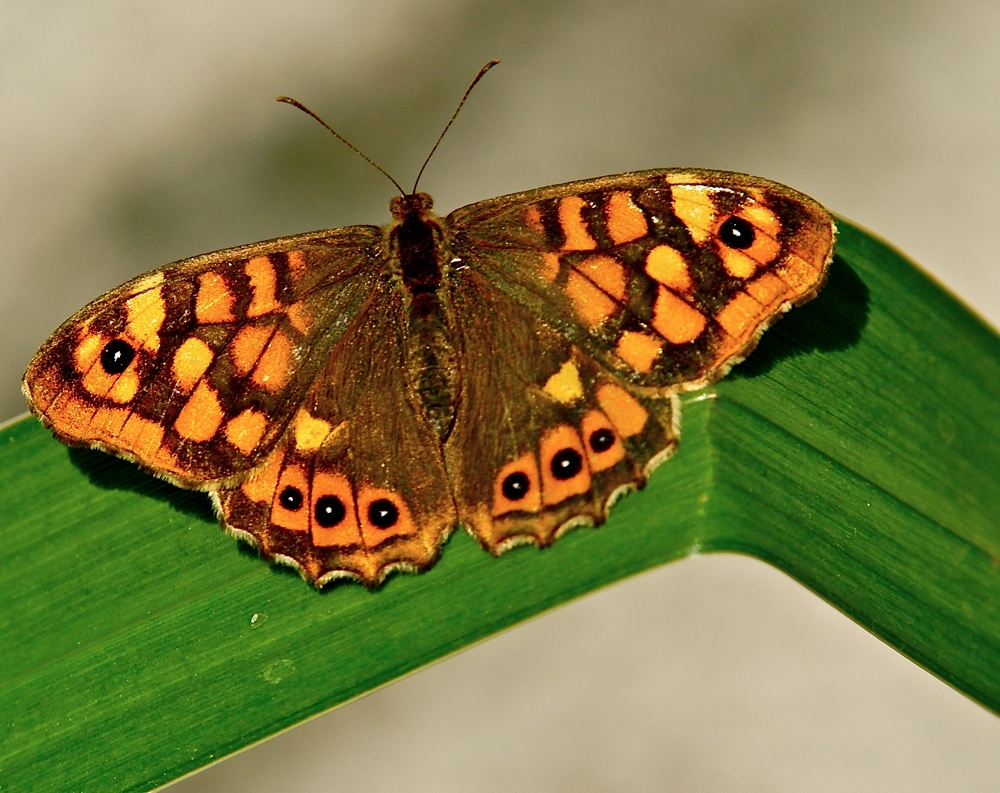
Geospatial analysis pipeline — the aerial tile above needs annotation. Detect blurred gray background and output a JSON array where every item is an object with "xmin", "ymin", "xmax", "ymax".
[{"xmin": 3, "ymin": 2, "xmax": 999, "ymax": 791}]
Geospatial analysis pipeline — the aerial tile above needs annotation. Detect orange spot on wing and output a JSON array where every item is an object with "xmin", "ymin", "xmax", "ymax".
[
  {"xmin": 652, "ymin": 287, "xmax": 707, "ymax": 344},
  {"xmin": 577, "ymin": 254, "xmax": 626, "ymax": 299},
  {"xmin": 245, "ymin": 256, "xmax": 281, "ymax": 317},
  {"xmin": 195, "ymin": 272, "xmax": 236, "ymax": 324},
  {"xmin": 741, "ymin": 201, "xmax": 782, "ymax": 239},
  {"xmin": 672, "ymin": 185, "xmax": 716, "ymax": 243},
  {"xmin": 745, "ymin": 233, "xmax": 781, "ymax": 267},
  {"xmin": 271, "ymin": 462, "xmax": 310, "ymax": 532},
  {"xmin": 80, "ymin": 359, "xmax": 117, "ymax": 399},
  {"xmin": 43, "ymin": 392, "xmax": 94, "ymax": 438},
  {"xmin": 615, "ymin": 330, "xmax": 662, "ymax": 373},
  {"xmin": 172, "ymin": 337, "xmax": 214, "ymax": 393},
  {"xmin": 293, "ymin": 410, "xmax": 333, "ymax": 452},
  {"xmin": 605, "ymin": 191, "xmax": 648, "ymax": 244},
  {"xmin": 242, "ymin": 446, "xmax": 285, "ymax": 503},
  {"xmin": 539, "ymin": 425, "xmax": 591, "ymax": 506},
  {"xmin": 774, "ymin": 253, "xmax": 821, "ymax": 293},
  {"xmin": 558, "ymin": 195, "xmax": 597, "ymax": 251},
  {"xmin": 286, "ymin": 301, "xmax": 310, "ymax": 334},
  {"xmin": 645, "ymin": 245, "xmax": 693, "ymax": 291},
  {"xmin": 286, "ymin": 250, "xmax": 308, "ymax": 279},
  {"xmin": 745, "ymin": 271, "xmax": 791, "ymax": 308},
  {"xmin": 566, "ymin": 271, "xmax": 617, "ymax": 327},
  {"xmin": 252, "ymin": 330, "xmax": 293, "ymax": 392},
  {"xmin": 310, "ymin": 472, "xmax": 362, "ymax": 548},
  {"xmin": 125, "ymin": 287, "xmax": 166, "ymax": 352},
  {"xmin": 580, "ymin": 409, "xmax": 626, "ymax": 473},
  {"xmin": 90, "ymin": 405, "xmax": 131, "ymax": 437},
  {"xmin": 492, "ymin": 451, "xmax": 542, "ymax": 517},
  {"xmin": 596, "ymin": 383, "xmax": 648, "ymax": 437},
  {"xmin": 225, "ymin": 407, "xmax": 267, "ymax": 455},
  {"xmin": 543, "ymin": 360, "xmax": 584, "ymax": 404},
  {"xmin": 126, "ymin": 272, "xmax": 165, "ymax": 296},
  {"xmin": 107, "ymin": 370, "xmax": 140, "ymax": 403},
  {"xmin": 174, "ymin": 381, "xmax": 224, "ymax": 442},
  {"xmin": 74, "ymin": 331, "xmax": 105, "ymax": 373},
  {"xmin": 118, "ymin": 412, "xmax": 173, "ymax": 469},
  {"xmin": 525, "ymin": 204, "xmax": 544, "ymax": 232},
  {"xmin": 719, "ymin": 247, "xmax": 758, "ymax": 279},
  {"xmin": 715, "ymin": 291, "xmax": 765, "ymax": 341},
  {"xmin": 540, "ymin": 252, "xmax": 560, "ymax": 283},
  {"xmin": 229, "ymin": 325, "xmax": 272, "ymax": 376},
  {"xmin": 357, "ymin": 487, "xmax": 415, "ymax": 547},
  {"xmin": 52, "ymin": 394, "xmax": 152, "ymax": 453}
]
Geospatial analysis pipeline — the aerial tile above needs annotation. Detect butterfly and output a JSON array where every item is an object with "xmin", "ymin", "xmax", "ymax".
[{"xmin": 21, "ymin": 68, "xmax": 835, "ymax": 588}]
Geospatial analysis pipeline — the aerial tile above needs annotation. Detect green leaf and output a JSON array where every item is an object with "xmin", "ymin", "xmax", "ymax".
[{"xmin": 1, "ymin": 218, "xmax": 997, "ymax": 791}]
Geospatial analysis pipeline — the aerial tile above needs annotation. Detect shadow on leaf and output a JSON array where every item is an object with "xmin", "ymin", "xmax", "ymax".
[
  {"xmin": 730, "ymin": 253, "xmax": 869, "ymax": 380},
  {"xmin": 67, "ymin": 445, "xmax": 214, "ymax": 522}
]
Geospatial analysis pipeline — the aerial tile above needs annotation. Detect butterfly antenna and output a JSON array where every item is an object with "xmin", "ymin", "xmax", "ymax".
[
  {"xmin": 276, "ymin": 96, "xmax": 406, "ymax": 196},
  {"xmin": 411, "ymin": 59, "xmax": 500, "ymax": 195}
]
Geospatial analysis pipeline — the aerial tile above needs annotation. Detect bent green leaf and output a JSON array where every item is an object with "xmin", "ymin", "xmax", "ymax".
[{"xmin": 0, "ymin": 218, "xmax": 997, "ymax": 791}]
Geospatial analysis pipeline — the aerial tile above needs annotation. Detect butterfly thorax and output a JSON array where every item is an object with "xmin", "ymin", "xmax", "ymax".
[{"xmin": 387, "ymin": 192, "xmax": 460, "ymax": 443}]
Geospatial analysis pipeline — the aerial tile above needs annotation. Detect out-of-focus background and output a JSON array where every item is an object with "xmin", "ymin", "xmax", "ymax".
[{"xmin": 3, "ymin": 2, "xmax": 998, "ymax": 790}]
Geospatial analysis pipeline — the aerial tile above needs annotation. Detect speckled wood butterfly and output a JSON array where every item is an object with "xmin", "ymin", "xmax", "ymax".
[{"xmin": 22, "ymin": 67, "xmax": 835, "ymax": 587}]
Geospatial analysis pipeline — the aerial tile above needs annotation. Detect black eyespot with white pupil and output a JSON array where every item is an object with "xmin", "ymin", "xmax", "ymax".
[
  {"xmin": 368, "ymin": 499, "xmax": 399, "ymax": 529},
  {"xmin": 719, "ymin": 216, "xmax": 755, "ymax": 249},
  {"xmin": 502, "ymin": 471, "xmax": 530, "ymax": 501},
  {"xmin": 315, "ymin": 495, "xmax": 346, "ymax": 527},
  {"xmin": 551, "ymin": 448, "xmax": 583, "ymax": 480},
  {"xmin": 589, "ymin": 428, "xmax": 616, "ymax": 453},
  {"xmin": 100, "ymin": 339, "xmax": 136, "ymax": 375},
  {"xmin": 279, "ymin": 486, "xmax": 303, "ymax": 511}
]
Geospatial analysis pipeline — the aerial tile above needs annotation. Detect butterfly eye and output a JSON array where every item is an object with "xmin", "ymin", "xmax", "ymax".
[
  {"xmin": 550, "ymin": 448, "xmax": 583, "ymax": 480},
  {"xmin": 279, "ymin": 485, "xmax": 304, "ymax": 511},
  {"xmin": 315, "ymin": 495, "xmax": 346, "ymax": 527},
  {"xmin": 588, "ymin": 428, "xmax": 616, "ymax": 453},
  {"xmin": 718, "ymin": 216, "xmax": 755, "ymax": 249},
  {"xmin": 100, "ymin": 339, "xmax": 136, "ymax": 374},
  {"xmin": 501, "ymin": 471, "xmax": 531, "ymax": 501},
  {"xmin": 368, "ymin": 498, "xmax": 400, "ymax": 529}
]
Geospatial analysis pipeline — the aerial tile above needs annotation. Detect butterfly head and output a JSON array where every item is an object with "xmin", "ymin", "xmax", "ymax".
[{"xmin": 389, "ymin": 192, "xmax": 435, "ymax": 222}]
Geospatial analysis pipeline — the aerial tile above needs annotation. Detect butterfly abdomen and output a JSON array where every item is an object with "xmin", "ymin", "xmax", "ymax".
[{"xmin": 390, "ymin": 193, "xmax": 460, "ymax": 442}]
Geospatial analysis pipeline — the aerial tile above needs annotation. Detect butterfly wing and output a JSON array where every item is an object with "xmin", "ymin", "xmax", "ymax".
[
  {"xmin": 445, "ymin": 168, "xmax": 834, "ymax": 550},
  {"xmin": 23, "ymin": 226, "xmax": 383, "ymax": 487},
  {"xmin": 213, "ymin": 280, "xmax": 456, "ymax": 586},
  {"xmin": 442, "ymin": 268, "xmax": 679, "ymax": 551}
]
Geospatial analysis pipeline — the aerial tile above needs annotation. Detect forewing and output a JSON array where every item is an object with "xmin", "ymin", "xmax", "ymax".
[
  {"xmin": 23, "ymin": 225, "xmax": 383, "ymax": 486},
  {"xmin": 448, "ymin": 168, "xmax": 835, "ymax": 391},
  {"xmin": 214, "ymin": 283, "xmax": 456, "ymax": 586}
]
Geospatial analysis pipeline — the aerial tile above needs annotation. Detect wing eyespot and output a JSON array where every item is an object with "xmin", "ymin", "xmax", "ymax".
[
  {"xmin": 315, "ymin": 494, "xmax": 347, "ymax": 527},
  {"xmin": 279, "ymin": 485, "xmax": 304, "ymax": 511},
  {"xmin": 718, "ymin": 216, "xmax": 755, "ymax": 249},
  {"xmin": 588, "ymin": 428, "xmax": 615, "ymax": 453},
  {"xmin": 550, "ymin": 448, "xmax": 584, "ymax": 481},
  {"xmin": 368, "ymin": 498, "xmax": 400, "ymax": 529},
  {"xmin": 501, "ymin": 471, "xmax": 531, "ymax": 501},
  {"xmin": 100, "ymin": 339, "xmax": 136, "ymax": 374}
]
